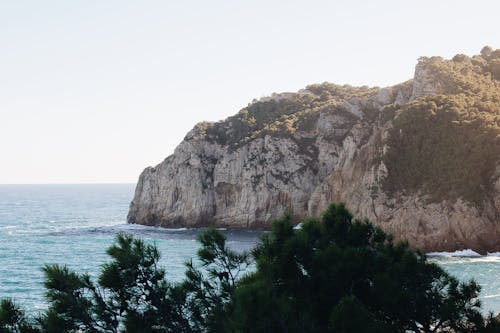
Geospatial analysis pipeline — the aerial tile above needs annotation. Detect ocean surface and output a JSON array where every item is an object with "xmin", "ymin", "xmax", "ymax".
[{"xmin": 0, "ymin": 184, "xmax": 498, "ymax": 315}]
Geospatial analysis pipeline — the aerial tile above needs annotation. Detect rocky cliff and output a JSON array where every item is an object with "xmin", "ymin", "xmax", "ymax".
[{"xmin": 128, "ymin": 48, "xmax": 500, "ymax": 253}]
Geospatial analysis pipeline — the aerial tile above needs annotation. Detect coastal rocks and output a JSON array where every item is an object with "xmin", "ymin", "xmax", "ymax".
[{"xmin": 128, "ymin": 50, "xmax": 500, "ymax": 253}]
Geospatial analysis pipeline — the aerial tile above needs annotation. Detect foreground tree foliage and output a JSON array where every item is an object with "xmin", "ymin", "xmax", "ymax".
[
  {"xmin": 226, "ymin": 205, "xmax": 499, "ymax": 333},
  {"xmin": 0, "ymin": 204, "xmax": 498, "ymax": 332}
]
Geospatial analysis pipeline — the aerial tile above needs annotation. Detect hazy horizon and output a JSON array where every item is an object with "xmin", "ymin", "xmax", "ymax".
[
  {"xmin": 0, "ymin": 182, "xmax": 135, "ymax": 185},
  {"xmin": 1, "ymin": 0, "xmax": 499, "ymax": 184}
]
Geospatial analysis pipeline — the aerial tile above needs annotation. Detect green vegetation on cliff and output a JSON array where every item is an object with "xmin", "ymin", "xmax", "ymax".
[
  {"xmin": 201, "ymin": 84, "xmax": 378, "ymax": 149},
  {"xmin": 1, "ymin": 204, "xmax": 499, "ymax": 332},
  {"xmin": 196, "ymin": 47, "xmax": 500, "ymax": 208},
  {"xmin": 383, "ymin": 47, "xmax": 500, "ymax": 205}
]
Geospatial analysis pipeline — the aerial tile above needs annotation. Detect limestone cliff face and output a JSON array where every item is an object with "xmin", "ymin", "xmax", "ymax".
[{"xmin": 128, "ymin": 50, "xmax": 500, "ymax": 253}]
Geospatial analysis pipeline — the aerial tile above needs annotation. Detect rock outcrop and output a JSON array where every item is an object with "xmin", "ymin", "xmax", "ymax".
[{"xmin": 128, "ymin": 48, "xmax": 500, "ymax": 253}]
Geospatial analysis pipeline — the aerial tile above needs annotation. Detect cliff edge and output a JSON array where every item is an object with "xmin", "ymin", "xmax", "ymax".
[{"xmin": 128, "ymin": 47, "xmax": 500, "ymax": 253}]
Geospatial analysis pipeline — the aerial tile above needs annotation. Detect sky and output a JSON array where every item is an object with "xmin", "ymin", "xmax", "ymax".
[{"xmin": 0, "ymin": 0, "xmax": 499, "ymax": 184}]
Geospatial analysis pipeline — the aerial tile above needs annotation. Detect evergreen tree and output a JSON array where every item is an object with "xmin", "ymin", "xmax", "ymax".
[
  {"xmin": 223, "ymin": 203, "xmax": 498, "ymax": 333},
  {"xmin": 0, "ymin": 203, "xmax": 498, "ymax": 332},
  {"xmin": 39, "ymin": 235, "xmax": 192, "ymax": 333},
  {"xmin": 0, "ymin": 299, "xmax": 38, "ymax": 333},
  {"xmin": 182, "ymin": 228, "xmax": 251, "ymax": 332}
]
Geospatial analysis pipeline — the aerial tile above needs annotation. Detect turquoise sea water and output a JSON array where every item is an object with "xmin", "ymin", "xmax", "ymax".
[{"xmin": 0, "ymin": 184, "xmax": 498, "ymax": 314}]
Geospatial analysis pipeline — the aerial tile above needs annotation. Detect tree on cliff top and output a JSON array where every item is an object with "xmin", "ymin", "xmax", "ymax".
[{"xmin": 0, "ymin": 203, "xmax": 498, "ymax": 333}]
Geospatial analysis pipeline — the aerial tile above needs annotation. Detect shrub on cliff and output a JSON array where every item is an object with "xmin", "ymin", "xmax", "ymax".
[
  {"xmin": 0, "ymin": 204, "xmax": 498, "ymax": 332},
  {"xmin": 202, "ymin": 83, "xmax": 378, "ymax": 149},
  {"xmin": 383, "ymin": 48, "xmax": 500, "ymax": 207}
]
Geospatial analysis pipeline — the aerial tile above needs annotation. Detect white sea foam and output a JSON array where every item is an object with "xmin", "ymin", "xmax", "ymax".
[
  {"xmin": 427, "ymin": 249, "xmax": 482, "ymax": 257},
  {"xmin": 50, "ymin": 223, "xmax": 193, "ymax": 236},
  {"xmin": 110, "ymin": 223, "xmax": 192, "ymax": 232},
  {"xmin": 0, "ymin": 225, "xmax": 17, "ymax": 229}
]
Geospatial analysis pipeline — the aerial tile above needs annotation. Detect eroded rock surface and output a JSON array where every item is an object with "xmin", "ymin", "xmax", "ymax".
[{"xmin": 128, "ymin": 50, "xmax": 500, "ymax": 253}]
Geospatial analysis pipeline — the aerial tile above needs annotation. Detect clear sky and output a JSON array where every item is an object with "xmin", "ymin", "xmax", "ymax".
[{"xmin": 1, "ymin": 0, "xmax": 498, "ymax": 184}]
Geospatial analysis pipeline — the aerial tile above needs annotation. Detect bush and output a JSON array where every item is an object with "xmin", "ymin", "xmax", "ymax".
[{"xmin": 383, "ymin": 48, "xmax": 500, "ymax": 206}]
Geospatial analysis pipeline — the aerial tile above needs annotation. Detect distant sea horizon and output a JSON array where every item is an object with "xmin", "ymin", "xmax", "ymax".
[{"xmin": 0, "ymin": 183, "xmax": 136, "ymax": 185}]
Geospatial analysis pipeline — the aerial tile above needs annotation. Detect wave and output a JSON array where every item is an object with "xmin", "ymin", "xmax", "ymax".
[
  {"xmin": 44, "ymin": 223, "xmax": 263, "ymax": 249},
  {"xmin": 0, "ymin": 225, "xmax": 17, "ymax": 230},
  {"xmin": 46, "ymin": 223, "xmax": 193, "ymax": 236},
  {"xmin": 427, "ymin": 249, "xmax": 482, "ymax": 257},
  {"xmin": 427, "ymin": 250, "xmax": 500, "ymax": 262}
]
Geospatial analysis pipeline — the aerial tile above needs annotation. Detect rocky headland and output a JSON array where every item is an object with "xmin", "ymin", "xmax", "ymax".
[{"xmin": 128, "ymin": 47, "xmax": 500, "ymax": 253}]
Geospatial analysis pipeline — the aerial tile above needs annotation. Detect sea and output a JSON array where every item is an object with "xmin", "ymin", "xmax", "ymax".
[{"xmin": 0, "ymin": 184, "xmax": 498, "ymax": 315}]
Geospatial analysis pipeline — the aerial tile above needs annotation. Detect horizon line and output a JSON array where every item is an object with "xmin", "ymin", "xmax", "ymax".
[{"xmin": 0, "ymin": 182, "xmax": 136, "ymax": 186}]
